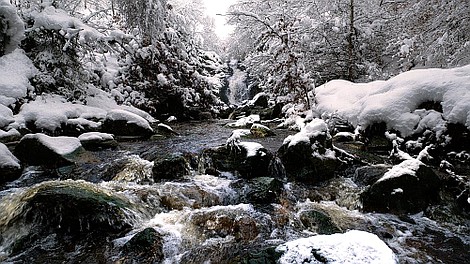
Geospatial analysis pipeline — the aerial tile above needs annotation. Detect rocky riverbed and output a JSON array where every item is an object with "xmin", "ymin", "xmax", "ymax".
[{"xmin": 0, "ymin": 115, "xmax": 469, "ymax": 263}]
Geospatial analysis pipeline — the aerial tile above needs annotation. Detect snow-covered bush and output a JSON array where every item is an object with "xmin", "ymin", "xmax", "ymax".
[{"xmin": 0, "ymin": 0, "xmax": 24, "ymax": 55}]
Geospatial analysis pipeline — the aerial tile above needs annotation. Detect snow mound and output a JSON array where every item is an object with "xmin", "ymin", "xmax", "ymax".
[
  {"xmin": 106, "ymin": 109, "xmax": 153, "ymax": 131},
  {"xmin": 0, "ymin": 0, "xmax": 25, "ymax": 54},
  {"xmin": 78, "ymin": 132, "xmax": 114, "ymax": 142},
  {"xmin": 0, "ymin": 104, "xmax": 14, "ymax": 128},
  {"xmin": 316, "ymin": 65, "xmax": 470, "ymax": 137},
  {"xmin": 0, "ymin": 143, "xmax": 20, "ymax": 169},
  {"xmin": 21, "ymin": 133, "xmax": 82, "ymax": 156},
  {"xmin": 31, "ymin": 6, "xmax": 103, "ymax": 45},
  {"xmin": 0, "ymin": 49, "xmax": 37, "ymax": 106},
  {"xmin": 14, "ymin": 95, "xmax": 107, "ymax": 132},
  {"xmin": 277, "ymin": 230, "xmax": 397, "ymax": 264},
  {"xmin": 283, "ymin": 118, "xmax": 328, "ymax": 147}
]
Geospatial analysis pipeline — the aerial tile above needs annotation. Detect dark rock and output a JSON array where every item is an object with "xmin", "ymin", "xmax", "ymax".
[
  {"xmin": 235, "ymin": 247, "xmax": 282, "ymax": 264},
  {"xmin": 251, "ymin": 92, "xmax": 269, "ymax": 108},
  {"xmin": 14, "ymin": 133, "xmax": 84, "ymax": 167},
  {"xmin": 299, "ymin": 210, "xmax": 342, "ymax": 235},
  {"xmin": 152, "ymin": 153, "xmax": 190, "ymax": 181},
  {"xmin": 0, "ymin": 143, "xmax": 22, "ymax": 184},
  {"xmin": 360, "ymin": 122, "xmax": 393, "ymax": 154},
  {"xmin": 445, "ymin": 123, "xmax": 470, "ymax": 152},
  {"xmin": 190, "ymin": 210, "xmax": 259, "ymax": 242},
  {"xmin": 354, "ymin": 165, "xmax": 391, "ymax": 186},
  {"xmin": 278, "ymin": 140, "xmax": 340, "ymax": 185},
  {"xmin": 250, "ymin": 124, "xmax": 275, "ymax": 138},
  {"xmin": 201, "ymin": 143, "xmax": 274, "ymax": 179},
  {"xmin": 237, "ymin": 177, "xmax": 283, "ymax": 204},
  {"xmin": 78, "ymin": 132, "xmax": 118, "ymax": 151},
  {"xmin": 361, "ymin": 160, "xmax": 441, "ymax": 214},
  {"xmin": 0, "ymin": 164, "xmax": 22, "ymax": 184},
  {"xmin": 121, "ymin": 228, "xmax": 164, "ymax": 264},
  {"xmin": 2, "ymin": 181, "xmax": 132, "ymax": 256}
]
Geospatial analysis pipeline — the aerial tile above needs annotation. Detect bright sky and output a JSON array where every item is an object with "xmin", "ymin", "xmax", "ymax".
[{"xmin": 202, "ymin": 0, "xmax": 237, "ymax": 39}]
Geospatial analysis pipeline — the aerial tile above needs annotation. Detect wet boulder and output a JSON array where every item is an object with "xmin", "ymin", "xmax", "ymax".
[
  {"xmin": 0, "ymin": 143, "xmax": 22, "ymax": 183},
  {"xmin": 14, "ymin": 133, "xmax": 84, "ymax": 167},
  {"xmin": 359, "ymin": 122, "xmax": 393, "ymax": 154},
  {"xmin": 361, "ymin": 159, "xmax": 441, "ymax": 214},
  {"xmin": 120, "ymin": 228, "xmax": 164, "ymax": 264},
  {"xmin": 354, "ymin": 165, "xmax": 391, "ymax": 186},
  {"xmin": 250, "ymin": 92, "xmax": 269, "ymax": 108},
  {"xmin": 250, "ymin": 123, "xmax": 274, "ymax": 138},
  {"xmin": 0, "ymin": 128, "xmax": 21, "ymax": 143},
  {"xmin": 78, "ymin": 132, "xmax": 118, "ymax": 151},
  {"xmin": 278, "ymin": 119, "xmax": 340, "ymax": 185},
  {"xmin": 152, "ymin": 153, "xmax": 191, "ymax": 181},
  {"xmin": 102, "ymin": 109, "xmax": 154, "ymax": 138},
  {"xmin": 201, "ymin": 142, "xmax": 273, "ymax": 179},
  {"xmin": 299, "ymin": 209, "xmax": 342, "ymax": 235},
  {"xmin": 235, "ymin": 177, "xmax": 284, "ymax": 204},
  {"xmin": 1, "ymin": 181, "xmax": 133, "ymax": 256},
  {"xmin": 189, "ymin": 207, "xmax": 260, "ymax": 242}
]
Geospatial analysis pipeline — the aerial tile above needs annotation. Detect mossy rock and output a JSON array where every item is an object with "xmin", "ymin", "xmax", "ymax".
[
  {"xmin": 299, "ymin": 210, "xmax": 342, "ymax": 235},
  {"xmin": 121, "ymin": 228, "xmax": 164, "ymax": 264}
]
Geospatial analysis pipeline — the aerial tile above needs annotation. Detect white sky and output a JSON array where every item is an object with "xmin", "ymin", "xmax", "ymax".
[{"xmin": 202, "ymin": 0, "xmax": 237, "ymax": 39}]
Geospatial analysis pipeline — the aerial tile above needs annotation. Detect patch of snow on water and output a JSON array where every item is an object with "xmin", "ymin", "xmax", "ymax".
[{"xmin": 276, "ymin": 230, "xmax": 397, "ymax": 264}]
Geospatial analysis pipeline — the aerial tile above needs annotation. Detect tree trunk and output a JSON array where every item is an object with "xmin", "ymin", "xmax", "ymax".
[{"xmin": 347, "ymin": 0, "xmax": 355, "ymax": 81}]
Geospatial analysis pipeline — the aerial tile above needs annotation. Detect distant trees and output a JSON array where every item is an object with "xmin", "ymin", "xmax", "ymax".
[{"xmin": 226, "ymin": 0, "xmax": 470, "ymax": 107}]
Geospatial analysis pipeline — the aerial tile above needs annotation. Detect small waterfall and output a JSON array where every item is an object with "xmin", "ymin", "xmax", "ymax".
[{"xmin": 227, "ymin": 60, "xmax": 249, "ymax": 105}]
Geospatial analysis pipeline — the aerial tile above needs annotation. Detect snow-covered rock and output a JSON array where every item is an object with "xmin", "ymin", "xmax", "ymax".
[
  {"xmin": 361, "ymin": 159, "xmax": 441, "ymax": 214},
  {"xmin": 78, "ymin": 132, "xmax": 117, "ymax": 151},
  {"xmin": 226, "ymin": 115, "xmax": 260, "ymax": 128},
  {"xmin": 278, "ymin": 119, "xmax": 339, "ymax": 185},
  {"xmin": 0, "ymin": 128, "xmax": 21, "ymax": 143},
  {"xmin": 201, "ymin": 142, "xmax": 274, "ymax": 179},
  {"xmin": 0, "ymin": 49, "xmax": 36, "ymax": 106},
  {"xmin": 14, "ymin": 95, "xmax": 106, "ymax": 134},
  {"xmin": 103, "ymin": 109, "xmax": 154, "ymax": 138},
  {"xmin": 250, "ymin": 123, "xmax": 274, "ymax": 138},
  {"xmin": 0, "ymin": 104, "xmax": 14, "ymax": 128},
  {"xmin": 276, "ymin": 230, "xmax": 397, "ymax": 264},
  {"xmin": 14, "ymin": 133, "xmax": 84, "ymax": 167},
  {"xmin": 0, "ymin": 142, "xmax": 21, "ymax": 183},
  {"xmin": 316, "ymin": 65, "xmax": 470, "ymax": 138}
]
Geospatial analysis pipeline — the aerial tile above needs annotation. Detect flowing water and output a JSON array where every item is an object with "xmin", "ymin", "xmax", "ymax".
[{"xmin": 0, "ymin": 120, "xmax": 469, "ymax": 263}]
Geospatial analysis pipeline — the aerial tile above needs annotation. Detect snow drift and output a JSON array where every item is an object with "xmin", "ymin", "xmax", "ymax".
[{"xmin": 316, "ymin": 65, "xmax": 470, "ymax": 137}]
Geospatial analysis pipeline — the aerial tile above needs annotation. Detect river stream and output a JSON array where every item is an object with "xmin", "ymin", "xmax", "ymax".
[{"xmin": 0, "ymin": 120, "xmax": 469, "ymax": 263}]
